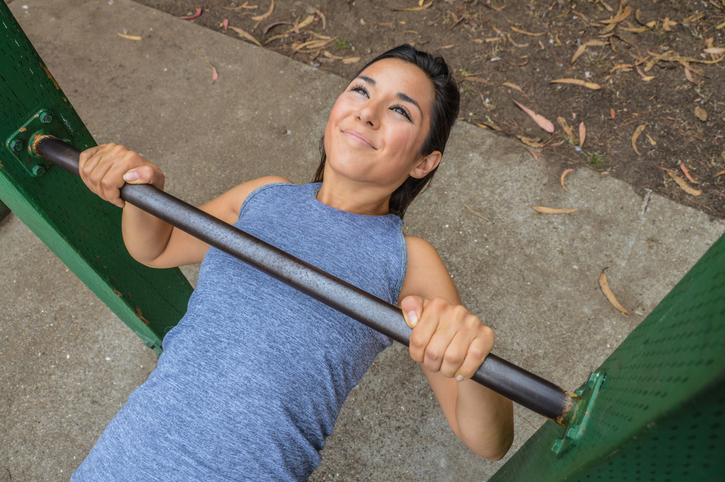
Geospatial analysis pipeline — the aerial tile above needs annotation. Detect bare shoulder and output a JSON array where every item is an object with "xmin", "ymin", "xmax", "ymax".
[
  {"xmin": 401, "ymin": 235, "xmax": 460, "ymax": 304},
  {"xmin": 198, "ymin": 175, "xmax": 292, "ymax": 225}
]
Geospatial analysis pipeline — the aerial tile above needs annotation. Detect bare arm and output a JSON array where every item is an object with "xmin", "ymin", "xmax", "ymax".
[
  {"xmin": 79, "ymin": 143, "xmax": 289, "ymax": 268},
  {"xmin": 399, "ymin": 236, "xmax": 514, "ymax": 460}
]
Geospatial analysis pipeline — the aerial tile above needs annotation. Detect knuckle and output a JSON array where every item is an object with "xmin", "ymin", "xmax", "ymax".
[
  {"xmin": 409, "ymin": 330, "xmax": 426, "ymax": 350},
  {"xmin": 425, "ymin": 346, "xmax": 441, "ymax": 362},
  {"xmin": 443, "ymin": 350, "xmax": 463, "ymax": 366}
]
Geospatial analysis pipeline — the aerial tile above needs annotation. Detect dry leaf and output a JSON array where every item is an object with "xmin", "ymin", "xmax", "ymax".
[
  {"xmin": 572, "ymin": 44, "xmax": 587, "ymax": 64},
  {"xmin": 694, "ymin": 106, "xmax": 708, "ymax": 121},
  {"xmin": 704, "ymin": 47, "xmax": 725, "ymax": 55},
  {"xmin": 117, "ymin": 33, "xmax": 142, "ymax": 40},
  {"xmin": 680, "ymin": 163, "xmax": 697, "ymax": 184},
  {"xmin": 601, "ymin": 5, "xmax": 633, "ymax": 24},
  {"xmin": 228, "ymin": 26, "xmax": 262, "ymax": 47},
  {"xmin": 610, "ymin": 107, "xmax": 616, "ymax": 119},
  {"xmin": 222, "ymin": 18, "xmax": 229, "ymax": 31},
  {"xmin": 684, "ymin": 67, "xmax": 694, "ymax": 83},
  {"xmin": 524, "ymin": 147, "xmax": 540, "ymax": 162},
  {"xmin": 393, "ymin": 1, "xmax": 432, "ymax": 11},
  {"xmin": 342, "ymin": 56, "xmax": 361, "ymax": 64},
  {"xmin": 646, "ymin": 134, "xmax": 656, "ymax": 146},
  {"xmin": 513, "ymin": 100, "xmax": 555, "ymax": 133},
  {"xmin": 632, "ymin": 124, "xmax": 646, "ymax": 155},
  {"xmin": 252, "ymin": 0, "xmax": 274, "ymax": 21},
  {"xmin": 662, "ymin": 17, "xmax": 677, "ymax": 31},
  {"xmin": 511, "ymin": 26, "xmax": 545, "ymax": 36},
  {"xmin": 180, "ymin": 8, "xmax": 202, "ymax": 20},
  {"xmin": 517, "ymin": 136, "xmax": 546, "ymax": 148},
  {"xmin": 462, "ymin": 76, "xmax": 488, "ymax": 84},
  {"xmin": 599, "ymin": 269, "xmax": 632, "ymax": 315},
  {"xmin": 550, "ymin": 78, "xmax": 602, "ymax": 90},
  {"xmin": 668, "ymin": 172, "xmax": 702, "ymax": 196},
  {"xmin": 560, "ymin": 169, "xmax": 575, "ymax": 192},
  {"xmin": 529, "ymin": 205, "xmax": 578, "ymax": 214},
  {"xmin": 610, "ymin": 63, "xmax": 633, "ymax": 73},
  {"xmin": 221, "ymin": 2, "xmax": 257, "ymax": 10},
  {"xmin": 717, "ymin": 20, "xmax": 725, "ymax": 30},
  {"xmin": 205, "ymin": 61, "xmax": 218, "ymax": 84},
  {"xmin": 715, "ymin": 170, "xmax": 725, "ymax": 177},
  {"xmin": 502, "ymin": 82, "xmax": 524, "ymax": 93},
  {"xmin": 557, "ymin": 117, "xmax": 574, "ymax": 139},
  {"xmin": 579, "ymin": 122, "xmax": 586, "ymax": 148}
]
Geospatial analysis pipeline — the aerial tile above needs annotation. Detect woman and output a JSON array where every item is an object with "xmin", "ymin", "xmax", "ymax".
[{"xmin": 72, "ymin": 45, "xmax": 513, "ymax": 480}]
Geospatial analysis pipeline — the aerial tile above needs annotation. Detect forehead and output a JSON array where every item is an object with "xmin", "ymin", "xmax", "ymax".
[{"xmin": 356, "ymin": 59, "xmax": 434, "ymax": 108}]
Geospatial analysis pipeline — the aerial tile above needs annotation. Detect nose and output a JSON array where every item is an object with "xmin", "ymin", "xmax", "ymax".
[{"xmin": 355, "ymin": 102, "xmax": 379, "ymax": 129}]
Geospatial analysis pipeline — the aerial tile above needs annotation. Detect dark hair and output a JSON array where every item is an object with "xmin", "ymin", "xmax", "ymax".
[{"xmin": 312, "ymin": 44, "xmax": 460, "ymax": 218}]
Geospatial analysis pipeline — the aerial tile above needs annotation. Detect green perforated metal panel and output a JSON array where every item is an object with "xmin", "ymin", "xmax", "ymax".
[
  {"xmin": 0, "ymin": 3, "xmax": 193, "ymax": 353},
  {"xmin": 491, "ymin": 232, "xmax": 725, "ymax": 481}
]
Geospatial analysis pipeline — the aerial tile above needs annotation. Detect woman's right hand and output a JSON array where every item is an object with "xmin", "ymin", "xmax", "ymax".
[{"xmin": 78, "ymin": 143, "xmax": 165, "ymax": 208}]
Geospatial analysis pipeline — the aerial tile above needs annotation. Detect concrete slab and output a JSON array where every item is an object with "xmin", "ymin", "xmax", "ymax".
[{"xmin": 1, "ymin": 0, "xmax": 723, "ymax": 480}]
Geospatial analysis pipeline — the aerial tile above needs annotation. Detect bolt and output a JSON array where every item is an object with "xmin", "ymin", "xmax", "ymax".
[
  {"xmin": 10, "ymin": 140, "xmax": 23, "ymax": 152},
  {"xmin": 40, "ymin": 113, "xmax": 53, "ymax": 124},
  {"xmin": 32, "ymin": 165, "xmax": 46, "ymax": 177}
]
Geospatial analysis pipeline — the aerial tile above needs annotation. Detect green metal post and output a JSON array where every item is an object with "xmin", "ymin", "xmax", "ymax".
[
  {"xmin": 491, "ymin": 232, "xmax": 725, "ymax": 481},
  {"xmin": 0, "ymin": 2, "xmax": 193, "ymax": 354}
]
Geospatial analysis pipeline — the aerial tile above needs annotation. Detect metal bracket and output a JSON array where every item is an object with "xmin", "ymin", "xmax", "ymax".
[
  {"xmin": 552, "ymin": 371, "xmax": 606, "ymax": 457},
  {"xmin": 5, "ymin": 109, "xmax": 72, "ymax": 177}
]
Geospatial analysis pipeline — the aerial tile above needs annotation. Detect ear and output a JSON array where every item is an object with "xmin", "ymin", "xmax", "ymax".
[{"xmin": 409, "ymin": 151, "xmax": 442, "ymax": 179}]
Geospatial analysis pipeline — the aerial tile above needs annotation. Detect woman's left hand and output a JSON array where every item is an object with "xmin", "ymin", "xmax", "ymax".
[{"xmin": 400, "ymin": 296, "xmax": 494, "ymax": 381}]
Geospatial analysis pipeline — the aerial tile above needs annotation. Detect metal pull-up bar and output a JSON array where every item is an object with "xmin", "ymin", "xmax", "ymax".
[{"xmin": 34, "ymin": 135, "xmax": 578, "ymax": 426}]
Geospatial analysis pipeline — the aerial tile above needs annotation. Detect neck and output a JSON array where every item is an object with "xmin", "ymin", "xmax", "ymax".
[{"xmin": 316, "ymin": 179, "xmax": 392, "ymax": 216}]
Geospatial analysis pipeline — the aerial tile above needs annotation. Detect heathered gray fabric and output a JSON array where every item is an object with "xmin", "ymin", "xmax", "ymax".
[{"xmin": 71, "ymin": 182, "xmax": 405, "ymax": 481}]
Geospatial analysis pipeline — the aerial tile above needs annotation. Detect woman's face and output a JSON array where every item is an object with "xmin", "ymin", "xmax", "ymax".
[{"xmin": 323, "ymin": 58, "xmax": 438, "ymax": 193}]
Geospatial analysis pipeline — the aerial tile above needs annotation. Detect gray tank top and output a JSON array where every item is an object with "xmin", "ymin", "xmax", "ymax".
[{"xmin": 72, "ymin": 182, "xmax": 406, "ymax": 481}]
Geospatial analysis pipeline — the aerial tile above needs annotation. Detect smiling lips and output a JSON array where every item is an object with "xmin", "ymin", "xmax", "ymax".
[{"xmin": 342, "ymin": 129, "xmax": 377, "ymax": 149}]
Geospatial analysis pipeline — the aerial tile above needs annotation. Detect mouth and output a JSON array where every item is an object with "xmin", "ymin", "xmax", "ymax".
[{"xmin": 342, "ymin": 129, "xmax": 377, "ymax": 149}]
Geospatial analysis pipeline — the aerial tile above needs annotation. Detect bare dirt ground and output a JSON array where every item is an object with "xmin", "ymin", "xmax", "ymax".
[{"xmin": 135, "ymin": 0, "xmax": 725, "ymax": 218}]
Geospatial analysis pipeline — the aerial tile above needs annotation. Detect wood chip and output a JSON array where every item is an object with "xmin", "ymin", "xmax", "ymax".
[
  {"xmin": 631, "ymin": 124, "xmax": 646, "ymax": 155},
  {"xmin": 599, "ymin": 269, "xmax": 632, "ymax": 315},
  {"xmin": 550, "ymin": 78, "xmax": 602, "ymax": 90},
  {"xmin": 668, "ymin": 172, "xmax": 702, "ymax": 196},
  {"xmin": 560, "ymin": 169, "xmax": 574, "ymax": 192}
]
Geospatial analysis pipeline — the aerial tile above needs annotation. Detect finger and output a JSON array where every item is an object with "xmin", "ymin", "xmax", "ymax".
[
  {"xmin": 420, "ymin": 305, "xmax": 469, "ymax": 375},
  {"xmin": 455, "ymin": 332, "xmax": 493, "ymax": 382},
  {"xmin": 94, "ymin": 159, "xmax": 127, "ymax": 208},
  {"xmin": 438, "ymin": 328, "xmax": 478, "ymax": 379},
  {"xmin": 400, "ymin": 295, "xmax": 425, "ymax": 328},
  {"xmin": 408, "ymin": 298, "xmax": 448, "ymax": 365},
  {"xmin": 78, "ymin": 145, "xmax": 104, "ymax": 175}
]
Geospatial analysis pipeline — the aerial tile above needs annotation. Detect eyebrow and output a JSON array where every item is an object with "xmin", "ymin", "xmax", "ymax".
[{"xmin": 356, "ymin": 75, "xmax": 423, "ymax": 117}]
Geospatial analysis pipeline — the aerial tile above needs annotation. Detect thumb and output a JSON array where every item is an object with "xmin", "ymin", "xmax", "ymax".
[
  {"xmin": 123, "ymin": 166, "xmax": 160, "ymax": 187},
  {"xmin": 400, "ymin": 295, "xmax": 426, "ymax": 328}
]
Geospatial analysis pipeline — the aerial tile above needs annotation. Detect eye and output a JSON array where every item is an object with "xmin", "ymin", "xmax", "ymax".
[
  {"xmin": 391, "ymin": 105, "xmax": 412, "ymax": 121},
  {"xmin": 350, "ymin": 84, "xmax": 369, "ymax": 97}
]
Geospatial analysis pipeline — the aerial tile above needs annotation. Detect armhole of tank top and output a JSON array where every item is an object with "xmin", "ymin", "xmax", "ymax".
[
  {"xmin": 236, "ymin": 182, "xmax": 292, "ymax": 223},
  {"xmin": 393, "ymin": 220, "xmax": 407, "ymax": 307}
]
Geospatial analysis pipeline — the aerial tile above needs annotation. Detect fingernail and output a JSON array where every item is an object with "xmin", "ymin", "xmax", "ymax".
[
  {"xmin": 123, "ymin": 170, "xmax": 139, "ymax": 182},
  {"xmin": 406, "ymin": 311, "xmax": 418, "ymax": 327},
  {"xmin": 456, "ymin": 375, "xmax": 464, "ymax": 382}
]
